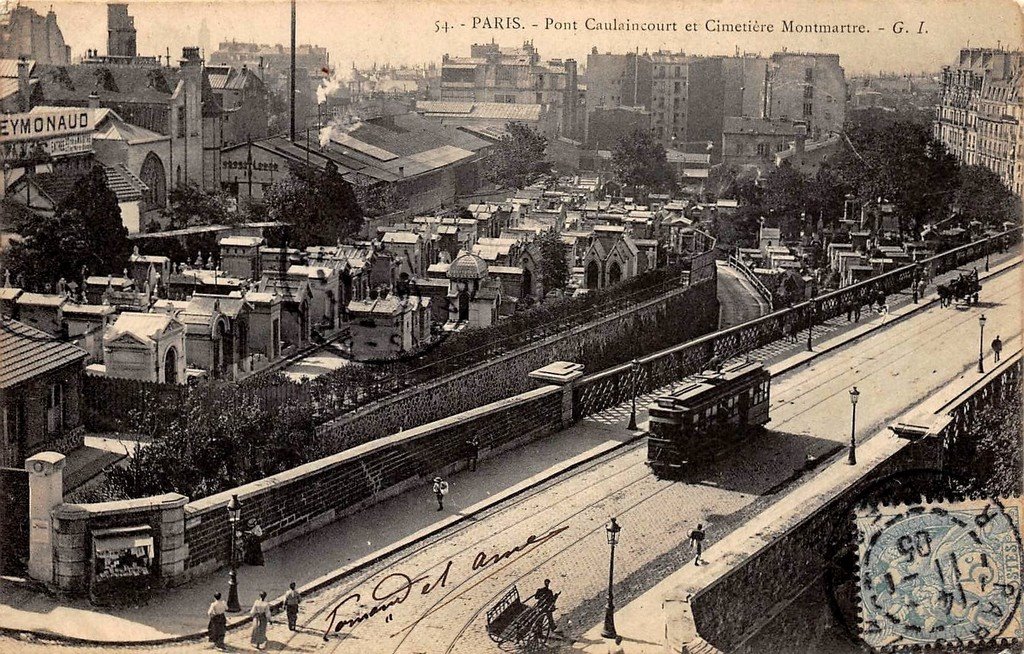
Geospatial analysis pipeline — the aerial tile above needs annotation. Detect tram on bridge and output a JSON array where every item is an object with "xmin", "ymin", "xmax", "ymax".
[{"xmin": 647, "ymin": 360, "xmax": 771, "ymax": 479}]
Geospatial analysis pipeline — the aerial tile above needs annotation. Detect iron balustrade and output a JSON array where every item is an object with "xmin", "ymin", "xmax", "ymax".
[{"xmin": 572, "ymin": 228, "xmax": 1022, "ymax": 421}]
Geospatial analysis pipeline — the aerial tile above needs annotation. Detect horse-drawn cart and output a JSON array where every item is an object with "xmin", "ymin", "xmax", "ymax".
[{"xmin": 486, "ymin": 586, "xmax": 556, "ymax": 651}]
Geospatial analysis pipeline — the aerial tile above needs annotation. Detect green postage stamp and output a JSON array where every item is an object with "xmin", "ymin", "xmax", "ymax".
[{"xmin": 855, "ymin": 496, "xmax": 1023, "ymax": 650}]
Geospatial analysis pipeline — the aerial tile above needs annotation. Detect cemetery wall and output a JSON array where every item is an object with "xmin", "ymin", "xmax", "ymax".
[{"xmin": 315, "ymin": 277, "xmax": 719, "ymax": 451}]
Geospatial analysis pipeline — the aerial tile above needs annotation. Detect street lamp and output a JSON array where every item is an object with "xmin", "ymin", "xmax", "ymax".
[
  {"xmin": 226, "ymin": 494, "xmax": 242, "ymax": 612},
  {"xmin": 627, "ymin": 359, "xmax": 640, "ymax": 431},
  {"xmin": 978, "ymin": 314, "xmax": 987, "ymax": 374},
  {"xmin": 847, "ymin": 387, "xmax": 860, "ymax": 465},
  {"xmin": 601, "ymin": 517, "xmax": 622, "ymax": 639},
  {"xmin": 806, "ymin": 299, "xmax": 815, "ymax": 352}
]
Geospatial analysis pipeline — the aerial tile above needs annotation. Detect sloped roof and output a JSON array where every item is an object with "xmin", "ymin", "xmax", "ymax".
[
  {"xmin": 103, "ymin": 164, "xmax": 148, "ymax": 203},
  {"xmin": 1, "ymin": 317, "xmax": 88, "ymax": 388},
  {"xmin": 104, "ymin": 312, "xmax": 180, "ymax": 345}
]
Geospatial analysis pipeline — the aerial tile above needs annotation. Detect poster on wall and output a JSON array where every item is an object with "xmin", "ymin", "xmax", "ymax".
[{"xmin": 89, "ymin": 525, "xmax": 154, "ymax": 607}]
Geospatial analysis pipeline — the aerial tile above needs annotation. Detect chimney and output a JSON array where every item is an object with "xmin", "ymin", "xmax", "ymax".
[
  {"xmin": 88, "ymin": 92, "xmax": 100, "ymax": 109},
  {"xmin": 17, "ymin": 56, "xmax": 31, "ymax": 111}
]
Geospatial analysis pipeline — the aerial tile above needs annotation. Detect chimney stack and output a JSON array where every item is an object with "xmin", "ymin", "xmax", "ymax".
[
  {"xmin": 17, "ymin": 57, "xmax": 31, "ymax": 112},
  {"xmin": 88, "ymin": 92, "xmax": 100, "ymax": 109}
]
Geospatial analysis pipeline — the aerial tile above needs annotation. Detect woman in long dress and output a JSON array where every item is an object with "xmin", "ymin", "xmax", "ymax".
[
  {"xmin": 250, "ymin": 590, "xmax": 271, "ymax": 649},
  {"xmin": 207, "ymin": 592, "xmax": 227, "ymax": 649}
]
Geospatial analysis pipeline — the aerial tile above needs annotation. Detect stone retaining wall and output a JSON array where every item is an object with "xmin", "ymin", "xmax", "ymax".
[
  {"xmin": 47, "ymin": 382, "xmax": 568, "ymax": 593},
  {"xmin": 665, "ymin": 356, "xmax": 1023, "ymax": 653},
  {"xmin": 315, "ymin": 278, "xmax": 719, "ymax": 452}
]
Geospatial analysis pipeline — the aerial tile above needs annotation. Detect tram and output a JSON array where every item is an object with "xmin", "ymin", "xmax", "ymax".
[{"xmin": 647, "ymin": 360, "xmax": 771, "ymax": 479}]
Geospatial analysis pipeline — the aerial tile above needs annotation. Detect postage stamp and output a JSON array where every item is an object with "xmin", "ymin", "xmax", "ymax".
[{"xmin": 855, "ymin": 496, "xmax": 1024, "ymax": 650}]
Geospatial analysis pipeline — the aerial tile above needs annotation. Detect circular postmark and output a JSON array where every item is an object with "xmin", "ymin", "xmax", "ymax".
[{"xmin": 857, "ymin": 498, "xmax": 1023, "ymax": 649}]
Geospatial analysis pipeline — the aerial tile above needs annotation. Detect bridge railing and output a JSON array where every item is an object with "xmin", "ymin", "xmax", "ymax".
[
  {"xmin": 726, "ymin": 253, "xmax": 775, "ymax": 311},
  {"xmin": 572, "ymin": 228, "xmax": 1021, "ymax": 421}
]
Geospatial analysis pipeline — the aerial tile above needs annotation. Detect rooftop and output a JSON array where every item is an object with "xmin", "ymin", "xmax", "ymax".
[{"xmin": 1, "ymin": 317, "xmax": 88, "ymax": 389}]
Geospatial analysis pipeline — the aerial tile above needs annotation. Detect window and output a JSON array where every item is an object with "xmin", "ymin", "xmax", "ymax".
[
  {"xmin": 536, "ymin": 92, "xmax": 543, "ymax": 103},
  {"xmin": 674, "ymin": 81, "xmax": 681, "ymax": 92},
  {"xmin": 803, "ymin": 102, "xmax": 813, "ymax": 117},
  {"xmin": 804, "ymin": 67, "xmax": 813, "ymax": 82},
  {"xmin": 757, "ymin": 143, "xmax": 769, "ymax": 156},
  {"xmin": 804, "ymin": 85, "xmax": 814, "ymax": 99},
  {"xmin": 177, "ymin": 105, "xmax": 186, "ymax": 138}
]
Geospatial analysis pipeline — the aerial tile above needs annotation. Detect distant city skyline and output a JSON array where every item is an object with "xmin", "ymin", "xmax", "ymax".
[{"xmin": 20, "ymin": 0, "xmax": 1024, "ymax": 75}]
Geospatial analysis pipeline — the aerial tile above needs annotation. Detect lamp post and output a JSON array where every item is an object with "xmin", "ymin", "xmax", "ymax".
[
  {"xmin": 226, "ymin": 494, "xmax": 242, "ymax": 612},
  {"xmin": 847, "ymin": 387, "xmax": 860, "ymax": 465},
  {"xmin": 601, "ymin": 517, "xmax": 622, "ymax": 639},
  {"xmin": 978, "ymin": 314, "xmax": 987, "ymax": 374},
  {"xmin": 985, "ymin": 246, "xmax": 991, "ymax": 272},
  {"xmin": 806, "ymin": 299, "xmax": 815, "ymax": 352},
  {"xmin": 627, "ymin": 359, "xmax": 640, "ymax": 431}
]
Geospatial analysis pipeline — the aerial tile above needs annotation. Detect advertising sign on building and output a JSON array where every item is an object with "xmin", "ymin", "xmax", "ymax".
[{"xmin": 0, "ymin": 109, "xmax": 93, "ymax": 143}]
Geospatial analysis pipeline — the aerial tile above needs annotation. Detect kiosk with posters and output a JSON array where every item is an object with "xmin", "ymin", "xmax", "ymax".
[{"xmin": 89, "ymin": 525, "xmax": 154, "ymax": 606}]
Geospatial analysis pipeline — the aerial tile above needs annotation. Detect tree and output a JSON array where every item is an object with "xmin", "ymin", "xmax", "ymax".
[
  {"xmin": 536, "ymin": 229, "xmax": 570, "ymax": 298},
  {"xmin": 829, "ymin": 110, "xmax": 958, "ymax": 235},
  {"xmin": 3, "ymin": 165, "xmax": 129, "ymax": 291},
  {"xmin": 952, "ymin": 165, "xmax": 1022, "ymax": 229},
  {"xmin": 163, "ymin": 183, "xmax": 233, "ymax": 229},
  {"xmin": 611, "ymin": 128, "xmax": 677, "ymax": 197},
  {"xmin": 264, "ymin": 161, "xmax": 364, "ymax": 248},
  {"xmin": 485, "ymin": 121, "xmax": 549, "ymax": 190}
]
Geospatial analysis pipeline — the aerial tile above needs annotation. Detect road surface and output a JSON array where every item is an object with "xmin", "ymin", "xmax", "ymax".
[
  {"xmin": 716, "ymin": 261, "xmax": 770, "ymax": 328},
  {"xmin": 2, "ymin": 263, "xmax": 1018, "ymax": 654}
]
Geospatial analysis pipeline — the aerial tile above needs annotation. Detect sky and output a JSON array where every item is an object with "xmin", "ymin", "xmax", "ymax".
[{"xmin": 20, "ymin": 0, "xmax": 1024, "ymax": 75}]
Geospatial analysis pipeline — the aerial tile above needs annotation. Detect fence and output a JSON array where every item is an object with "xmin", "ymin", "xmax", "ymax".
[
  {"xmin": 81, "ymin": 376, "xmax": 188, "ymax": 434},
  {"xmin": 727, "ymin": 254, "xmax": 774, "ymax": 310},
  {"xmin": 84, "ymin": 266, "xmax": 708, "ymax": 436},
  {"xmin": 573, "ymin": 227, "xmax": 1022, "ymax": 421}
]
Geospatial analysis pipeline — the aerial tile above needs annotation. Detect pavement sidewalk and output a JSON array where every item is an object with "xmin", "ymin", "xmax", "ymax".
[{"xmin": 0, "ymin": 251, "xmax": 1015, "ymax": 644}]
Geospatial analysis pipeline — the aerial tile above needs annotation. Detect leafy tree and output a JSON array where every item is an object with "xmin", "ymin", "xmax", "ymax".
[
  {"xmin": 485, "ymin": 121, "xmax": 549, "ymax": 190},
  {"xmin": 264, "ymin": 161, "xmax": 364, "ymax": 248},
  {"xmin": 3, "ymin": 165, "xmax": 129, "ymax": 291},
  {"xmin": 829, "ymin": 110, "xmax": 958, "ymax": 235},
  {"xmin": 163, "ymin": 183, "xmax": 233, "ymax": 229},
  {"xmin": 536, "ymin": 229, "xmax": 570, "ymax": 298},
  {"xmin": 611, "ymin": 128, "xmax": 677, "ymax": 197},
  {"xmin": 951, "ymin": 165, "xmax": 1022, "ymax": 229}
]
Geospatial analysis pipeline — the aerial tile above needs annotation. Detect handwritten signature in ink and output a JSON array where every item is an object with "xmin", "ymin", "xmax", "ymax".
[{"xmin": 323, "ymin": 525, "xmax": 568, "ymax": 637}]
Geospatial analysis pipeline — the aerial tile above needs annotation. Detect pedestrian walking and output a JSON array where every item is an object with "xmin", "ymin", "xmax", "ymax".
[
  {"xmin": 206, "ymin": 592, "xmax": 227, "ymax": 650},
  {"xmin": 917, "ymin": 279, "xmax": 926, "ymax": 303},
  {"xmin": 992, "ymin": 335, "xmax": 1003, "ymax": 363},
  {"xmin": 285, "ymin": 582, "xmax": 301, "ymax": 631},
  {"xmin": 250, "ymin": 591, "xmax": 271, "ymax": 649},
  {"xmin": 432, "ymin": 476, "xmax": 449, "ymax": 511},
  {"xmin": 465, "ymin": 435, "xmax": 480, "ymax": 472},
  {"xmin": 788, "ymin": 319, "xmax": 799, "ymax": 343},
  {"xmin": 853, "ymin": 301, "xmax": 861, "ymax": 323},
  {"xmin": 689, "ymin": 523, "xmax": 706, "ymax": 566},
  {"xmin": 533, "ymin": 579, "xmax": 559, "ymax": 632}
]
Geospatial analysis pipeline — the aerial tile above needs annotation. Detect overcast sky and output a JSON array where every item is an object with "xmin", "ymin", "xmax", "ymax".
[{"xmin": 25, "ymin": 0, "xmax": 1024, "ymax": 75}]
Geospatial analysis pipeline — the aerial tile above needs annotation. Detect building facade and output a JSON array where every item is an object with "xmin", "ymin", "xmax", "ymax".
[
  {"xmin": 441, "ymin": 41, "xmax": 579, "ymax": 138},
  {"xmin": 934, "ymin": 48, "xmax": 1024, "ymax": 196},
  {"xmin": 0, "ymin": 5, "xmax": 70, "ymax": 65},
  {"xmin": 766, "ymin": 52, "xmax": 846, "ymax": 140}
]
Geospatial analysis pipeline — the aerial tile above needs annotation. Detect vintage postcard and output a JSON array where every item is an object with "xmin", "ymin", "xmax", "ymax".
[{"xmin": 0, "ymin": 0, "xmax": 1021, "ymax": 653}]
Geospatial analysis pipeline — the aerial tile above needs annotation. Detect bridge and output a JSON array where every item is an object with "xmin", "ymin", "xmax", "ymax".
[{"xmin": 0, "ymin": 232, "xmax": 1017, "ymax": 652}]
